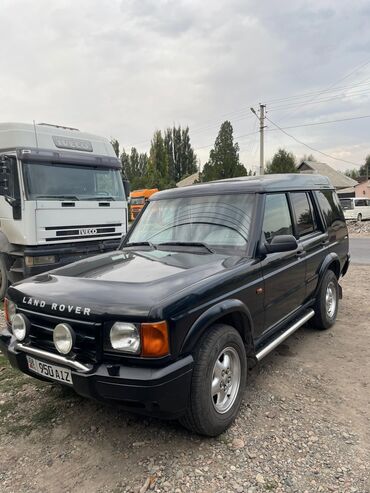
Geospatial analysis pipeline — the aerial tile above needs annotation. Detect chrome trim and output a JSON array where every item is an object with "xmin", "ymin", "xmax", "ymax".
[
  {"xmin": 14, "ymin": 342, "xmax": 91, "ymax": 373},
  {"xmin": 17, "ymin": 307, "xmax": 96, "ymax": 326},
  {"xmin": 256, "ymin": 309, "xmax": 315, "ymax": 361}
]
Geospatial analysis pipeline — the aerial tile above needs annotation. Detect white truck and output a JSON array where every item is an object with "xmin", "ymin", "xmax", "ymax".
[{"xmin": 0, "ymin": 122, "xmax": 129, "ymax": 298}]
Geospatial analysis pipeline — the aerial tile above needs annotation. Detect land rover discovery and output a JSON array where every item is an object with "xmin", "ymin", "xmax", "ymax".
[{"xmin": 0, "ymin": 174, "xmax": 350, "ymax": 436}]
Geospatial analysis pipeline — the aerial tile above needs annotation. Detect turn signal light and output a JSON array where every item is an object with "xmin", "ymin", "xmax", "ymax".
[{"xmin": 141, "ymin": 321, "xmax": 169, "ymax": 357}]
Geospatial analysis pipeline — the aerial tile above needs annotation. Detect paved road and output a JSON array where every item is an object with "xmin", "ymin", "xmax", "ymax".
[{"xmin": 349, "ymin": 237, "xmax": 370, "ymax": 264}]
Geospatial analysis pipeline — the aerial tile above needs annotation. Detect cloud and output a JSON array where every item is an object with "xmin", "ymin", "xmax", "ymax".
[{"xmin": 0, "ymin": 0, "xmax": 369, "ymax": 172}]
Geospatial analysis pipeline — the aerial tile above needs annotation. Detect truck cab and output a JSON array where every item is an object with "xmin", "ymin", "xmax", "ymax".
[
  {"xmin": 130, "ymin": 188, "xmax": 158, "ymax": 221},
  {"xmin": 0, "ymin": 122, "xmax": 128, "ymax": 297}
]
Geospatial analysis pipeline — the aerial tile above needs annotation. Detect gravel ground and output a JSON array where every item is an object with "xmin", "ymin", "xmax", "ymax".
[
  {"xmin": 0, "ymin": 265, "xmax": 369, "ymax": 493},
  {"xmin": 347, "ymin": 220, "xmax": 370, "ymax": 236}
]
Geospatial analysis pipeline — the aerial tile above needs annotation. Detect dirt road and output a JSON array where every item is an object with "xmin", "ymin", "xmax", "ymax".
[{"xmin": 0, "ymin": 266, "xmax": 369, "ymax": 493}]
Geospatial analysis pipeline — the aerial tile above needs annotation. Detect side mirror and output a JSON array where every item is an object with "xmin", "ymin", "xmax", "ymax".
[
  {"xmin": 264, "ymin": 235, "xmax": 298, "ymax": 254},
  {"xmin": 122, "ymin": 178, "xmax": 130, "ymax": 199}
]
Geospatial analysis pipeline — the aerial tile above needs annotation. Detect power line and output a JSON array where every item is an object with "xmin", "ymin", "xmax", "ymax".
[
  {"xmin": 275, "ymin": 57, "xmax": 370, "ymax": 122},
  {"xmin": 266, "ymin": 113, "xmax": 370, "ymax": 131},
  {"xmin": 266, "ymin": 79, "xmax": 370, "ymax": 105},
  {"xmin": 268, "ymin": 87, "xmax": 370, "ymax": 111},
  {"xmin": 265, "ymin": 115, "xmax": 360, "ymax": 167}
]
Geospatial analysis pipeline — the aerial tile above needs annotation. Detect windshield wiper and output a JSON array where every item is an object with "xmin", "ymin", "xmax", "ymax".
[
  {"xmin": 83, "ymin": 196, "xmax": 116, "ymax": 201},
  {"xmin": 36, "ymin": 195, "xmax": 80, "ymax": 200},
  {"xmin": 123, "ymin": 241, "xmax": 157, "ymax": 250},
  {"xmin": 157, "ymin": 241, "xmax": 214, "ymax": 253}
]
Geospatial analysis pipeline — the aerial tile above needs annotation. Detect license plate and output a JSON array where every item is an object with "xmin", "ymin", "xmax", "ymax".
[{"xmin": 26, "ymin": 355, "xmax": 73, "ymax": 385}]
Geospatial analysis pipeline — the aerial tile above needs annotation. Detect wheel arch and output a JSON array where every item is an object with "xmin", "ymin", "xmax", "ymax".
[
  {"xmin": 315, "ymin": 253, "xmax": 341, "ymax": 298},
  {"xmin": 180, "ymin": 299, "xmax": 255, "ymax": 356}
]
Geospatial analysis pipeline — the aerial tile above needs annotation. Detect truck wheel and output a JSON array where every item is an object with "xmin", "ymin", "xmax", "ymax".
[
  {"xmin": 180, "ymin": 324, "xmax": 247, "ymax": 437},
  {"xmin": 357, "ymin": 213, "xmax": 362, "ymax": 222},
  {"xmin": 311, "ymin": 270, "xmax": 339, "ymax": 330},
  {"xmin": 0, "ymin": 254, "xmax": 9, "ymax": 300}
]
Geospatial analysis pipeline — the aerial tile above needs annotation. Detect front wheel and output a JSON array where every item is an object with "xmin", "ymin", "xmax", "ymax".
[
  {"xmin": 357, "ymin": 213, "xmax": 362, "ymax": 222},
  {"xmin": 180, "ymin": 324, "xmax": 247, "ymax": 436}
]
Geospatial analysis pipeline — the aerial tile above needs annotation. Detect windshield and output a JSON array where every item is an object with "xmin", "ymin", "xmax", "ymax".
[
  {"xmin": 126, "ymin": 193, "xmax": 255, "ymax": 252},
  {"xmin": 339, "ymin": 198, "xmax": 354, "ymax": 210},
  {"xmin": 23, "ymin": 163, "xmax": 125, "ymax": 201},
  {"xmin": 131, "ymin": 197, "xmax": 145, "ymax": 205}
]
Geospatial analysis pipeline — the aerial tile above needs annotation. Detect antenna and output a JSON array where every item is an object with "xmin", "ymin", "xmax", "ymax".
[{"xmin": 33, "ymin": 120, "xmax": 39, "ymax": 149}]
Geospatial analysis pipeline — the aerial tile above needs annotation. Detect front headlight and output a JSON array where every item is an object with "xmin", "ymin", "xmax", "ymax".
[
  {"xmin": 53, "ymin": 323, "xmax": 75, "ymax": 355},
  {"xmin": 110, "ymin": 322, "xmax": 141, "ymax": 354},
  {"xmin": 25, "ymin": 255, "xmax": 57, "ymax": 267},
  {"xmin": 12, "ymin": 314, "xmax": 30, "ymax": 341}
]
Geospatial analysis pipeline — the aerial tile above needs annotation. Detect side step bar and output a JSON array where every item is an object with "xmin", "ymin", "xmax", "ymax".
[{"xmin": 256, "ymin": 309, "xmax": 315, "ymax": 361}]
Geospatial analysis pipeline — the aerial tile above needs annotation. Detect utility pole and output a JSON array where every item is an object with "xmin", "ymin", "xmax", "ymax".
[{"xmin": 250, "ymin": 104, "xmax": 266, "ymax": 175}]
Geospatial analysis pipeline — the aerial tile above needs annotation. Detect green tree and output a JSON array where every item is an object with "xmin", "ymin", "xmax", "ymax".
[
  {"xmin": 146, "ymin": 131, "xmax": 171, "ymax": 189},
  {"xmin": 301, "ymin": 153, "xmax": 317, "ymax": 162},
  {"xmin": 265, "ymin": 148, "xmax": 297, "ymax": 174},
  {"xmin": 110, "ymin": 138, "xmax": 120, "ymax": 158},
  {"xmin": 120, "ymin": 147, "xmax": 149, "ymax": 190},
  {"xmin": 359, "ymin": 155, "xmax": 370, "ymax": 178},
  {"xmin": 164, "ymin": 126, "xmax": 198, "ymax": 183},
  {"xmin": 201, "ymin": 121, "xmax": 248, "ymax": 182},
  {"xmin": 345, "ymin": 168, "xmax": 360, "ymax": 180}
]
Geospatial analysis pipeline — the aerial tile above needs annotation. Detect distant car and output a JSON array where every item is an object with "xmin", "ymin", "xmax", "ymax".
[
  {"xmin": 1, "ymin": 174, "xmax": 350, "ymax": 436},
  {"xmin": 339, "ymin": 197, "xmax": 370, "ymax": 222}
]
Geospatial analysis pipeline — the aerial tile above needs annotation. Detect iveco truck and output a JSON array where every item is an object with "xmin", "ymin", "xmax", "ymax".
[{"xmin": 0, "ymin": 122, "xmax": 128, "ymax": 298}]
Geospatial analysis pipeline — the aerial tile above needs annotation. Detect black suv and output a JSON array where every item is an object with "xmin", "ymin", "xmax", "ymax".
[{"xmin": 1, "ymin": 174, "xmax": 350, "ymax": 436}]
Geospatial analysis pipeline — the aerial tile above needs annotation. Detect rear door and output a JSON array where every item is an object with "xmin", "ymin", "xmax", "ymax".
[
  {"xmin": 260, "ymin": 193, "xmax": 306, "ymax": 331},
  {"xmin": 289, "ymin": 191, "xmax": 326, "ymax": 300}
]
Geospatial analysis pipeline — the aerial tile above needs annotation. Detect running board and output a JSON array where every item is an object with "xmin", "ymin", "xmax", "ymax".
[{"xmin": 255, "ymin": 309, "xmax": 315, "ymax": 361}]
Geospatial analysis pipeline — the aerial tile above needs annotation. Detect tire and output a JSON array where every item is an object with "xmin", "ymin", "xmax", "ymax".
[
  {"xmin": 357, "ymin": 213, "xmax": 362, "ymax": 222},
  {"xmin": 311, "ymin": 270, "xmax": 339, "ymax": 330},
  {"xmin": 0, "ymin": 254, "xmax": 9, "ymax": 300},
  {"xmin": 180, "ymin": 324, "xmax": 247, "ymax": 437}
]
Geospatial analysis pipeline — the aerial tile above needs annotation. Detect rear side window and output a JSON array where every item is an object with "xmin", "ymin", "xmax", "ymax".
[
  {"xmin": 290, "ymin": 192, "xmax": 315, "ymax": 237},
  {"xmin": 355, "ymin": 199, "xmax": 367, "ymax": 207},
  {"xmin": 316, "ymin": 190, "xmax": 344, "ymax": 227},
  {"xmin": 262, "ymin": 194, "xmax": 293, "ymax": 243}
]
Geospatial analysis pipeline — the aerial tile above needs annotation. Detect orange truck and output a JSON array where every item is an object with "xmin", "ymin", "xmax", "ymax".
[{"xmin": 129, "ymin": 189, "xmax": 158, "ymax": 221}]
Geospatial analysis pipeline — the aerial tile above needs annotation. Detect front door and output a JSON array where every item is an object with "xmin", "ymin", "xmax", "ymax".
[{"xmin": 260, "ymin": 193, "xmax": 306, "ymax": 332}]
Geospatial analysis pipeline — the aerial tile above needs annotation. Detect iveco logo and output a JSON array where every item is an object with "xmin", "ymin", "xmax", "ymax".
[{"xmin": 79, "ymin": 228, "xmax": 98, "ymax": 236}]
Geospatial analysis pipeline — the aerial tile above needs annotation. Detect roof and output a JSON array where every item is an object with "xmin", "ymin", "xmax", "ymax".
[
  {"xmin": 297, "ymin": 160, "xmax": 358, "ymax": 189},
  {"xmin": 0, "ymin": 122, "xmax": 116, "ymax": 158},
  {"xmin": 152, "ymin": 173, "xmax": 333, "ymax": 201},
  {"xmin": 176, "ymin": 171, "xmax": 200, "ymax": 187}
]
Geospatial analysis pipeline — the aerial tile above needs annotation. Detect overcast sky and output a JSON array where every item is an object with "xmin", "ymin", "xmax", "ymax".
[{"xmin": 1, "ymin": 0, "xmax": 370, "ymax": 173}]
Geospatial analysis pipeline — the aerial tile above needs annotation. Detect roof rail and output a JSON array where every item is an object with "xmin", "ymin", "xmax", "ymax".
[{"xmin": 37, "ymin": 123, "xmax": 80, "ymax": 131}]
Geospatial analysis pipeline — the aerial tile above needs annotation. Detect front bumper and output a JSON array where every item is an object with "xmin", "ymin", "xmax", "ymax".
[{"xmin": 0, "ymin": 333, "xmax": 193, "ymax": 419}]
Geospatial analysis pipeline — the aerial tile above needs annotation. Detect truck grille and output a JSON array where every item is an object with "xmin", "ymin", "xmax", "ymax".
[
  {"xmin": 17, "ymin": 307, "xmax": 102, "ymax": 363},
  {"xmin": 44, "ymin": 223, "xmax": 124, "ymax": 242}
]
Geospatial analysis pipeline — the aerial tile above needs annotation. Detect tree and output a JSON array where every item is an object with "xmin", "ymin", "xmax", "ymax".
[
  {"xmin": 202, "ymin": 121, "xmax": 248, "ymax": 182},
  {"xmin": 120, "ymin": 147, "xmax": 149, "ymax": 190},
  {"xmin": 146, "ymin": 130, "xmax": 171, "ymax": 189},
  {"xmin": 359, "ymin": 155, "xmax": 370, "ymax": 178},
  {"xmin": 164, "ymin": 126, "xmax": 198, "ymax": 183},
  {"xmin": 301, "ymin": 153, "xmax": 317, "ymax": 162},
  {"xmin": 110, "ymin": 138, "xmax": 120, "ymax": 158},
  {"xmin": 265, "ymin": 148, "xmax": 297, "ymax": 174},
  {"xmin": 345, "ymin": 168, "xmax": 360, "ymax": 180}
]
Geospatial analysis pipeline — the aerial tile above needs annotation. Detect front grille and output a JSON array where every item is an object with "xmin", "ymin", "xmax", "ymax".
[
  {"xmin": 43, "ymin": 223, "xmax": 123, "ymax": 242},
  {"xmin": 17, "ymin": 307, "xmax": 102, "ymax": 363}
]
